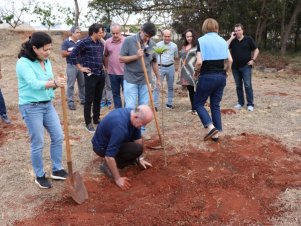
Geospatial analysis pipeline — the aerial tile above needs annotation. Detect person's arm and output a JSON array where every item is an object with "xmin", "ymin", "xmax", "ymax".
[
  {"xmin": 104, "ymin": 130, "xmax": 132, "ymax": 190},
  {"xmin": 16, "ymin": 60, "xmax": 65, "ymax": 90},
  {"xmin": 195, "ymin": 51, "xmax": 203, "ymax": 71},
  {"xmin": 119, "ymin": 38, "xmax": 144, "ymax": 63},
  {"xmin": 227, "ymin": 32, "xmax": 236, "ymax": 46},
  {"xmin": 252, "ymin": 48, "xmax": 259, "ymax": 61},
  {"xmin": 225, "ymin": 50, "xmax": 233, "ymax": 77},
  {"xmin": 119, "ymin": 49, "xmax": 143, "ymax": 63},
  {"xmin": 134, "ymin": 138, "xmax": 152, "ymax": 169},
  {"xmin": 152, "ymin": 61, "xmax": 161, "ymax": 87},
  {"xmin": 248, "ymin": 48, "xmax": 259, "ymax": 66},
  {"xmin": 103, "ymin": 44, "xmax": 109, "ymax": 70},
  {"xmin": 104, "ymin": 156, "xmax": 131, "ymax": 190},
  {"xmin": 61, "ymin": 40, "xmax": 73, "ymax": 58}
]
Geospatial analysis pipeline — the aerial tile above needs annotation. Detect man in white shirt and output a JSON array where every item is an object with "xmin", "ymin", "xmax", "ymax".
[{"xmin": 153, "ymin": 29, "xmax": 178, "ymax": 110}]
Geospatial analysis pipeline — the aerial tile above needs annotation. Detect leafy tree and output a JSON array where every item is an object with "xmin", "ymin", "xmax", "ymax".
[{"xmin": 0, "ymin": 0, "xmax": 33, "ymax": 29}]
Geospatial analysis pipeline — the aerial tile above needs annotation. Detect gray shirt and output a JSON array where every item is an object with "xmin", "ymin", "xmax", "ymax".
[
  {"xmin": 120, "ymin": 33, "xmax": 157, "ymax": 84},
  {"xmin": 156, "ymin": 41, "xmax": 178, "ymax": 65}
]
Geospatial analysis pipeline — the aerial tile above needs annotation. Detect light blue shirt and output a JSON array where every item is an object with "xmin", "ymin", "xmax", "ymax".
[
  {"xmin": 156, "ymin": 41, "xmax": 178, "ymax": 65},
  {"xmin": 16, "ymin": 57, "xmax": 55, "ymax": 105},
  {"xmin": 198, "ymin": 32, "xmax": 228, "ymax": 61}
]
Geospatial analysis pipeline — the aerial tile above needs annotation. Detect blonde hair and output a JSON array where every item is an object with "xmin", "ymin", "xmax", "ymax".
[{"xmin": 202, "ymin": 18, "xmax": 219, "ymax": 34}]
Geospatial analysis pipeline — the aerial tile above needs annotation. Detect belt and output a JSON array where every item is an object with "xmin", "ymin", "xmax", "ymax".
[
  {"xmin": 31, "ymin": 100, "xmax": 50, "ymax": 104},
  {"xmin": 158, "ymin": 63, "xmax": 174, "ymax": 67}
]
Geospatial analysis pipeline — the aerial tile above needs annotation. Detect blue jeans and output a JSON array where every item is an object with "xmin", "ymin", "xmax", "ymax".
[
  {"xmin": 124, "ymin": 80, "xmax": 149, "ymax": 133},
  {"xmin": 66, "ymin": 63, "xmax": 85, "ymax": 106},
  {"xmin": 153, "ymin": 65, "xmax": 175, "ymax": 107},
  {"xmin": 0, "ymin": 88, "xmax": 7, "ymax": 116},
  {"xmin": 194, "ymin": 73, "xmax": 226, "ymax": 131},
  {"xmin": 109, "ymin": 74, "xmax": 124, "ymax": 108},
  {"xmin": 232, "ymin": 65, "xmax": 254, "ymax": 106},
  {"xmin": 19, "ymin": 102, "xmax": 64, "ymax": 177}
]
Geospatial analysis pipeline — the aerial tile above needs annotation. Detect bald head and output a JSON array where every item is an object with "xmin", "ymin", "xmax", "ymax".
[
  {"xmin": 163, "ymin": 29, "xmax": 171, "ymax": 44},
  {"xmin": 131, "ymin": 105, "xmax": 154, "ymax": 128}
]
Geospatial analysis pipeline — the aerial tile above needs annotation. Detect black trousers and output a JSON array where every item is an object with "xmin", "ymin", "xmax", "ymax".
[
  {"xmin": 84, "ymin": 74, "xmax": 105, "ymax": 125},
  {"xmin": 187, "ymin": 85, "xmax": 195, "ymax": 111},
  {"xmin": 93, "ymin": 142, "xmax": 143, "ymax": 169}
]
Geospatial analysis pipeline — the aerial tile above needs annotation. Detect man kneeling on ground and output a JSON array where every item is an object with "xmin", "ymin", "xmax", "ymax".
[{"xmin": 92, "ymin": 105, "xmax": 153, "ymax": 190}]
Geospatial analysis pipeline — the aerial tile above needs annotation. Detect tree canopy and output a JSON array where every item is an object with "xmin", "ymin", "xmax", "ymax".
[{"xmin": 0, "ymin": 0, "xmax": 300, "ymax": 55}]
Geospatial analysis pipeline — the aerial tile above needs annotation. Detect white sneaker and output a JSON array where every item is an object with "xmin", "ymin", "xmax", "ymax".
[
  {"xmin": 234, "ymin": 104, "xmax": 242, "ymax": 110},
  {"xmin": 247, "ymin": 106, "xmax": 254, "ymax": 112}
]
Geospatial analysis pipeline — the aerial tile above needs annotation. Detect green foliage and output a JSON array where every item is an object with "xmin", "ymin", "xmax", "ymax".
[
  {"xmin": 153, "ymin": 45, "xmax": 168, "ymax": 55},
  {"xmin": 32, "ymin": 3, "xmax": 75, "ymax": 29}
]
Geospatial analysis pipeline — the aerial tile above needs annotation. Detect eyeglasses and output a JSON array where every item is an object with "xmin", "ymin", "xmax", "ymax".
[{"xmin": 143, "ymin": 32, "xmax": 151, "ymax": 39}]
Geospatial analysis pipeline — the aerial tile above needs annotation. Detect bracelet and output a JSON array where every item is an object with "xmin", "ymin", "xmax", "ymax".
[{"xmin": 53, "ymin": 79, "xmax": 58, "ymax": 87}]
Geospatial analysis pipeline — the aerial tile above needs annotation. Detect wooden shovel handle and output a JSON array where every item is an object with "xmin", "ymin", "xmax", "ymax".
[
  {"xmin": 59, "ymin": 74, "xmax": 74, "ymax": 182},
  {"xmin": 136, "ymin": 42, "xmax": 163, "ymax": 145}
]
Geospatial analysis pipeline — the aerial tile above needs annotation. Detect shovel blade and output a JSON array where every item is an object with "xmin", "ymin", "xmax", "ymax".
[{"xmin": 68, "ymin": 171, "xmax": 88, "ymax": 204}]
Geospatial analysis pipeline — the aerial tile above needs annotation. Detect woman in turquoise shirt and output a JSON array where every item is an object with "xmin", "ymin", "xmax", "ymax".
[{"xmin": 16, "ymin": 32, "xmax": 67, "ymax": 189}]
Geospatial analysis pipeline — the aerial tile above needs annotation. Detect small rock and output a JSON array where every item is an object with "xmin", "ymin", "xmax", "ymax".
[
  {"xmin": 264, "ymin": 68, "xmax": 277, "ymax": 73},
  {"xmin": 208, "ymin": 167, "xmax": 214, "ymax": 172}
]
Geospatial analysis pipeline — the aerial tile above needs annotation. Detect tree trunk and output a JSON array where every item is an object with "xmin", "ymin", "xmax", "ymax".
[
  {"xmin": 255, "ymin": 0, "xmax": 266, "ymax": 43},
  {"xmin": 280, "ymin": 0, "xmax": 301, "ymax": 56},
  {"xmin": 74, "ymin": 0, "xmax": 80, "ymax": 26}
]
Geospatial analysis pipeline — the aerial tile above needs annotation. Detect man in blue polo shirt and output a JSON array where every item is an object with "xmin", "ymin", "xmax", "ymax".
[
  {"xmin": 70, "ymin": 23, "xmax": 106, "ymax": 132},
  {"xmin": 92, "ymin": 105, "xmax": 153, "ymax": 190},
  {"xmin": 61, "ymin": 26, "xmax": 85, "ymax": 110}
]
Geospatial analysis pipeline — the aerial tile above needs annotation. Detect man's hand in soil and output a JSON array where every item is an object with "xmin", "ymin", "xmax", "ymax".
[
  {"xmin": 138, "ymin": 158, "xmax": 152, "ymax": 169},
  {"xmin": 115, "ymin": 177, "xmax": 131, "ymax": 190}
]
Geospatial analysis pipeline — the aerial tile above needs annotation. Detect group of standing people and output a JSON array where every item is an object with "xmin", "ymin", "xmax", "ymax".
[{"xmin": 15, "ymin": 18, "xmax": 259, "ymax": 190}]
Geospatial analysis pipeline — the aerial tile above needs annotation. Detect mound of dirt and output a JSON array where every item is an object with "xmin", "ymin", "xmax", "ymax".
[{"xmin": 14, "ymin": 134, "xmax": 301, "ymax": 225}]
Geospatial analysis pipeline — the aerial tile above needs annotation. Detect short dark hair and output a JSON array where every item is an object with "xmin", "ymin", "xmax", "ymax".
[
  {"xmin": 88, "ymin": 23, "xmax": 103, "ymax": 36},
  {"xmin": 182, "ymin": 28, "xmax": 197, "ymax": 47},
  {"xmin": 141, "ymin": 22, "xmax": 156, "ymax": 37},
  {"xmin": 235, "ymin": 23, "xmax": 244, "ymax": 30},
  {"xmin": 18, "ymin": 32, "xmax": 52, "ymax": 61}
]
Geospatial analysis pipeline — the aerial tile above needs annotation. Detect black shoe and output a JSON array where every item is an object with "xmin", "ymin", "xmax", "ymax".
[
  {"xmin": 35, "ymin": 174, "xmax": 52, "ymax": 189},
  {"xmin": 50, "ymin": 169, "xmax": 68, "ymax": 180},
  {"xmin": 1, "ymin": 114, "xmax": 11, "ymax": 124},
  {"xmin": 94, "ymin": 119, "xmax": 100, "ymax": 125},
  {"xmin": 68, "ymin": 105, "xmax": 76, "ymax": 110},
  {"xmin": 99, "ymin": 162, "xmax": 113, "ymax": 178},
  {"xmin": 166, "ymin": 104, "xmax": 174, "ymax": 109},
  {"xmin": 211, "ymin": 137, "xmax": 219, "ymax": 142},
  {"xmin": 204, "ymin": 128, "xmax": 218, "ymax": 141},
  {"xmin": 155, "ymin": 107, "xmax": 158, "ymax": 112},
  {"xmin": 85, "ymin": 123, "xmax": 95, "ymax": 132}
]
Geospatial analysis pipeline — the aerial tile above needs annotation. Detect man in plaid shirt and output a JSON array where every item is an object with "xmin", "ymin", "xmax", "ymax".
[{"xmin": 70, "ymin": 23, "xmax": 106, "ymax": 132}]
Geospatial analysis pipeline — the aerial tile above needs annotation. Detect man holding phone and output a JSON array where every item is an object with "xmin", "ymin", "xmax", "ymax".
[{"xmin": 227, "ymin": 23, "xmax": 259, "ymax": 112}]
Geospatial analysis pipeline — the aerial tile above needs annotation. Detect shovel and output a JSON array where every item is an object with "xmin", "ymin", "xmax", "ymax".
[
  {"xmin": 137, "ymin": 41, "xmax": 163, "ymax": 149},
  {"xmin": 59, "ymin": 75, "xmax": 88, "ymax": 204}
]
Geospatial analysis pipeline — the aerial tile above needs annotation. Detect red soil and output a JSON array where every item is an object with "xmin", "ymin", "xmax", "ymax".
[{"xmin": 14, "ymin": 133, "xmax": 301, "ymax": 225}]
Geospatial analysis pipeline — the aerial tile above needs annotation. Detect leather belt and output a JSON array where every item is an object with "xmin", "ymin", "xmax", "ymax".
[
  {"xmin": 158, "ymin": 63, "xmax": 174, "ymax": 67},
  {"xmin": 31, "ymin": 100, "xmax": 50, "ymax": 104}
]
